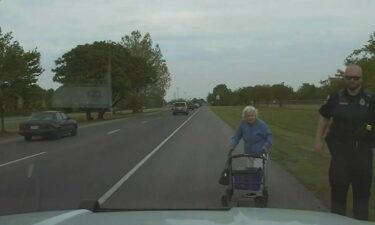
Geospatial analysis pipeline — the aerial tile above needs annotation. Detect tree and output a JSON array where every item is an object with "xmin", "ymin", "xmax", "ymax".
[
  {"xmin": 345, "ymin": 31, "xmax": 375, "ymax": 92},
  {"xmin": 211, "ymin": 84, "xmax": 233, "ymax": 106},
  {"xmin": 53, "ymin": 41, "xmax": 128, "ymax": 119},
  {"xmin": 53, "ymin": 40, "xmax": 162, "ymax": 119},
  {"xmin": 319, "ymin": 69, "xmax": 345, "ymax": 97},
  {"xmin": 271, "ymin": 83, "xmax": 294, "ymax": 107},
  {"xmin": 0, "ymin": 28, "xmax": 43, "ymax": 131},
  {"xmin": 237, "ymin": 86, "xmax": 254, "ymax": 105},
  {"xmin": 121, "ymin": 31, "xmax": 171, "ymax": 112},
  {"xmin": 295, "ymin": 83, "xmax": 319, "ymax": 100}
]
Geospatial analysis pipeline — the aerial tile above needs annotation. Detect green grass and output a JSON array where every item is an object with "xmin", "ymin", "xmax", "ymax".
[{"xmin": 211, "ymin": 105, "xmax": 375, "ymax": 221}]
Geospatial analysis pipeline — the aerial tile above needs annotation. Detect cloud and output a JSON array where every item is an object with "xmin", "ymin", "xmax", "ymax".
[{"xmin": 1, "ymin": 0, "xmax": 374, "ymax": 100}]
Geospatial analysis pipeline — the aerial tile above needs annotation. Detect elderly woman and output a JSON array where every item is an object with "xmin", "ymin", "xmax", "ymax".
[{"xmin": 230, "ymin": 106, "xmax": 273, "ymax": 161}]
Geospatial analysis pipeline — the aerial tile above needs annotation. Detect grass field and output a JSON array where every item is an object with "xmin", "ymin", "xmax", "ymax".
[{"xmin": 211, "ymin": 105, "xmax": 375, "ymax": 221}]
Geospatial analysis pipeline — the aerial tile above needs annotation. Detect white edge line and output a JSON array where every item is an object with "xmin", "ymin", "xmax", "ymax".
[
  {"xmin": 141, "ymin": 120, "xmax": 148, "ymax": 124},
  {"xmin": 98, "ymin": 109, "xmax": 200, "ymax": 205},
  {"xmin": 107, "ymin": 129, "xmax": 121, "ymax": 135},
  {"xmin": 0, "ymin": 152, "xmax": 46, "ymax": 168}
]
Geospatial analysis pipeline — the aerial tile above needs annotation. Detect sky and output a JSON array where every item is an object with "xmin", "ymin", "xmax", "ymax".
[{"xmin": 0, "ymin": 0, "xmax": 374, "ymax": 101}]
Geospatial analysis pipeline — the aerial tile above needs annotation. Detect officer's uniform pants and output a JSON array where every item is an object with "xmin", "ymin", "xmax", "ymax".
[{"xmin": 327, "ymin": 137, "xmax": 373, "ymax": 220}]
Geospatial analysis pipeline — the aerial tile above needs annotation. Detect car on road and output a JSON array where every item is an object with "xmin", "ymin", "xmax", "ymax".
[
  {"xmin": 19, "ymin": 111, "xmax": 78, "ymax": 141},
  {"xmin": 188, "ymin": 102, "xmax": 195, "ymax": 110},
  {"xmin": 172, "ymin": 102, "xmax": 189, "ymax": 115}
]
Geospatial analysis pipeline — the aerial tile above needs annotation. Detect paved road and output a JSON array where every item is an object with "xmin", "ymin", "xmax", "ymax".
[
  {"xmin": 0, "ymin": 109, "xmax": 188, "ymax": 215},
  {"xmin": 0, "ymin": 106, "xmax": 327, "ymax": 216},
  {"xmin": 103, "ymin": 107, "xmax": 327, "ymax": 211}
]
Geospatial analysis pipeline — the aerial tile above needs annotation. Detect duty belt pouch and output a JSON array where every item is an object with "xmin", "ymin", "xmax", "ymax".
[{"xmin": 353, "ymin": 123, "xmax": 373, "ymax": 141}]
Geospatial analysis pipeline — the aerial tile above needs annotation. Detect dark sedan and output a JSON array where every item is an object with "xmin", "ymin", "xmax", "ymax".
[{"xmin": 19, "ymin": 111, "xmax": 78, "ymax": 141}]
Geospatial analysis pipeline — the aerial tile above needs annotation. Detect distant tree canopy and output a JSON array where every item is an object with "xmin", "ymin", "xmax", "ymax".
[
  {"xmin": 207, "ymin": 32, "xmax": 375, "ymax": 106},
  {"xmin": 207, "ymin": 83, "xmax": 294, "ymax": 107},
  {"xmin": 52, "ymin": 31, "xmax": 171, "ymax": 119}
]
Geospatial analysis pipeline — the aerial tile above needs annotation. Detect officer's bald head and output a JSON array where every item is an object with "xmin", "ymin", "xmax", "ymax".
[
  {"xmin": 344, "ymin": 64, "xmax": 363, "ymax": 91},
  {"xmin": 345, "ymin": 64, "xmax": 362, "ymax": 77}
]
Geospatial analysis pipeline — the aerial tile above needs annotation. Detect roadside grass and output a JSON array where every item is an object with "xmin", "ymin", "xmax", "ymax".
[
  {"xmin": 0, "ymin": 108, "xmax": 165, "ymax": 134},
  {"xmin": 210, "ymin": 105, "xmax": 375, "ymax": 221}
]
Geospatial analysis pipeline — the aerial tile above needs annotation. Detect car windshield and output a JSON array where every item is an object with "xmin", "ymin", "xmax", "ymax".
[
  {"xmin": 28, "ymin": 113, "xmax": 56, "ymax": 121},
  {"xmin": 1, "ymin": 0, "xmax": 375, "ymax": 224}
]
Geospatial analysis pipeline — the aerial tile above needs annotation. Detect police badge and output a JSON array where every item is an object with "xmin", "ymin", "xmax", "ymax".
[{"xmin": 360, "ymin": 98, "xmax": 366, "ymax": 106}]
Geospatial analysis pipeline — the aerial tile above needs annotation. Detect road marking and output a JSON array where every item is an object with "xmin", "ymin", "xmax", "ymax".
[
  {"xmin": 0, "ymin": 152, "xmax": 46, "ymax": 168},
  {"xmin": 27, "ymin": 163, "xmax": 35, "ymax": 178},
  {"xmin": 141, "ymin": 121, "xmax": 148, "ymax": 124},
  {"xmin": 98, "ymin": 109, "xmax": 200, "ymax": 205},
  {"xmin": 107, "ymin": 129, "xmax": 121, "ymax": 135}
]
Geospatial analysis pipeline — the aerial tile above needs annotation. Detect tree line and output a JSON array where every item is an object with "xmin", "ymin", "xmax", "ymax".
[
  {"xmin": 208, "ymin": 32, "xmax": 375, "ymax": 106},
  {"xmin": 53, "ymin": 31, "xmax": 170, "ymax": 119},
  {"xmin": 0, "ymin": 28, "xmax": 171, "ymax": 131}
]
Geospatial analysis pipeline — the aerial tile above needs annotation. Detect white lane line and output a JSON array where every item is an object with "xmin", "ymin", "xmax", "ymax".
[
  {"xmin": 0, "ymin": 152, "xmax": 46, "ymax": 168},
  {"xmin": 98, "ymin": 109, "xmax": 200, "ymax": 205},
  {"xmin": 107, "ymin": 129, "xmax": 121, "ymax": 135},
  {"xmin": 141, "ymin": 121, "xmax": 149, "ymax": 124}
]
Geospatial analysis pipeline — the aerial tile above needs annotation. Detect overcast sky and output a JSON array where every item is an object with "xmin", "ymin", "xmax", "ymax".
[{"xmin": 1, "ymin": 0, "xmax": 374, "ymax": 100}]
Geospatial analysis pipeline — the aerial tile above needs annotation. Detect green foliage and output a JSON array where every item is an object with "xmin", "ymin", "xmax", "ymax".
[
  {"xmin": 295, "ymin": 83, "xmax": 319, "ymax": 100},
  {"xmin": 345, "ymin": 31, "xmax": 375, "ymax": 92},
  {"xmin": 52, "ymin": 31, "xmax": 170, "ymax": 117},
  {"xmin": 0, "ymin": 28, "xmax": 44, "ymax": 130},
  {"xmin": 121, "ymin": 31, "xmax": 171, "ymax": 111},
  {"xmin": 270, "ymin": 83, "xmax": 293, "ymax": 106},
  {"xmin": 207, "ymin": 83, "xmax": 294, "ymax": 106}
]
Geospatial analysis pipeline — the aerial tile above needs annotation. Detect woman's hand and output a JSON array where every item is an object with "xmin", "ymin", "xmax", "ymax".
[{"xmin": 262, "ymin": 147, "xmax": 268, "ymax": 155}]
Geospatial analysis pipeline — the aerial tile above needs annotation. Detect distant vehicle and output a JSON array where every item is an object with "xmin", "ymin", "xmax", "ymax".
[
  {"xmin": 19, "ymin": 111, "xmax": 78, "ymax": 141},
  {"xmin": 172, "ymin": 102, "xmax": 189, "ymax": 115},
  {"xmin": 194, "ymin": 103, "xmax": 200, "ymax": 109},
  {"xmin": 188, "ymin": 102, "xmax": 195, "ymax": 110}
]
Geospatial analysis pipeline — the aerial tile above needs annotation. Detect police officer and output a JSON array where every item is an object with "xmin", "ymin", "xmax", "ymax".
[{"xmin": 314, "ymin": 64, "xmax": 374, "ymax": 221}]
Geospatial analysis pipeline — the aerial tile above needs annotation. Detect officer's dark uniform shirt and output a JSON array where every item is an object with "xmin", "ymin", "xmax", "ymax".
[{"xmin": 319, "ymin": 88, "xmax": 375, "ymax": 144}]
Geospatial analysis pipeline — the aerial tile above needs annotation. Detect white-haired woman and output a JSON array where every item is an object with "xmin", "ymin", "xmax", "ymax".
[{"xmin": 230, "ymin": 106, "xmax": 273, "ymax": 166}]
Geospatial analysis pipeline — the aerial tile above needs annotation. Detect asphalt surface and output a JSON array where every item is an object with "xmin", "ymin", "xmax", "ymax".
[
  {"xmin": 102, "ymin": 107, "xmax": 327, "ymax": 211},
  {"xmin": 0, "ymin": 106, "xmax": 327, "ymax": 216}
]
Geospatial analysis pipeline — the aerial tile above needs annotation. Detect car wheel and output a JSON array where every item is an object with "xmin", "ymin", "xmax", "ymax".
[
  {"xmin": 24, "ymin": 136, "xmax": 32, "ymax": 141},
  {"xmin": 71, "ymin": 126, "xmax": 78, "ymax": 136}
]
